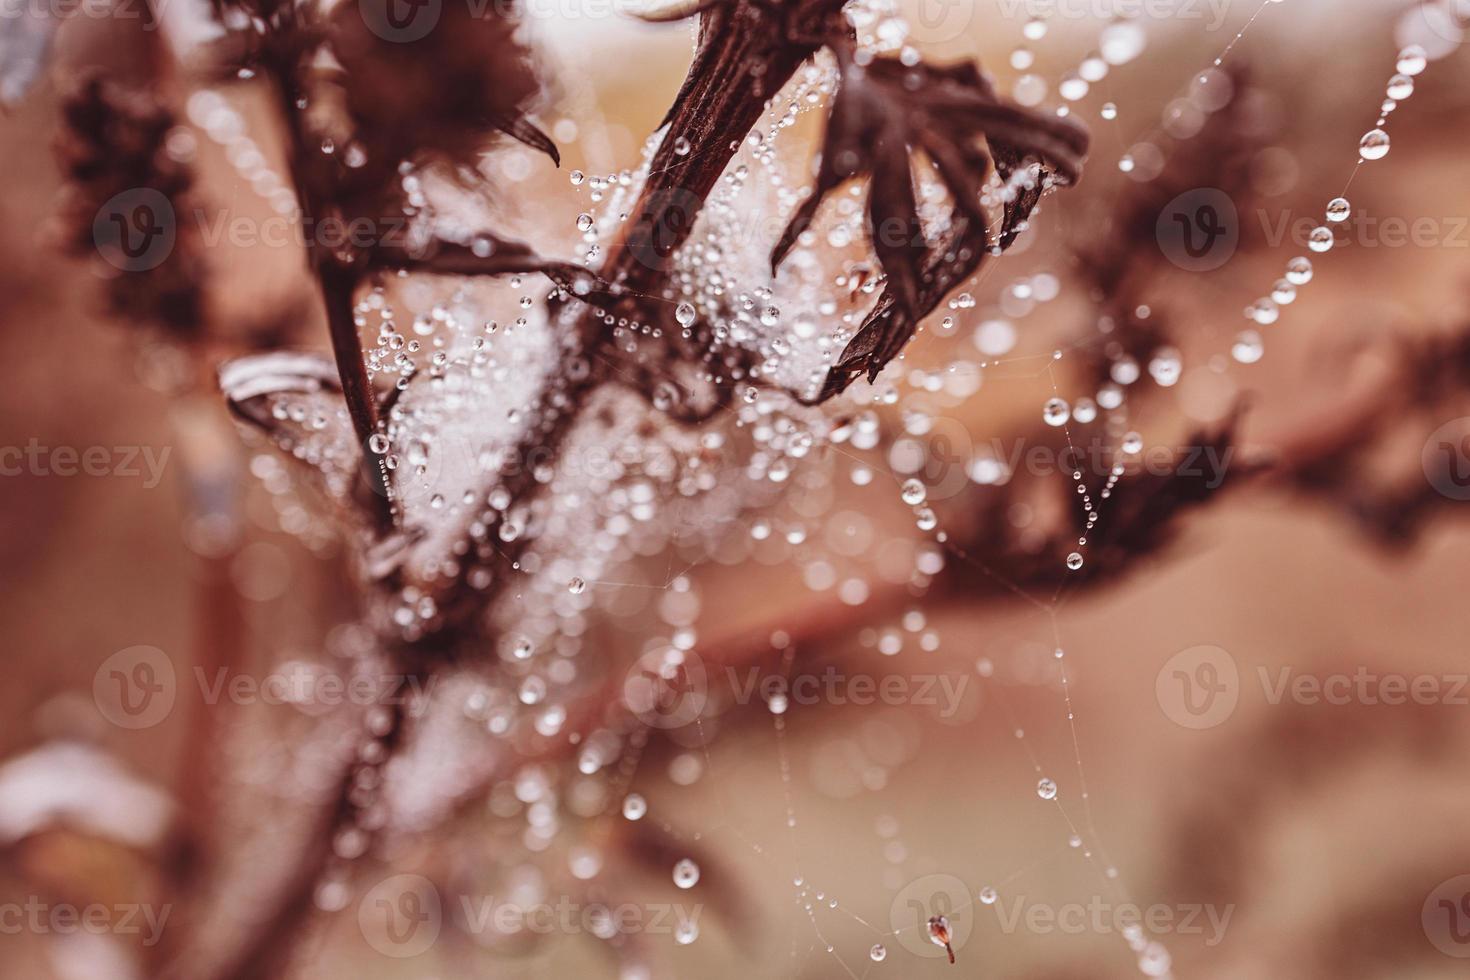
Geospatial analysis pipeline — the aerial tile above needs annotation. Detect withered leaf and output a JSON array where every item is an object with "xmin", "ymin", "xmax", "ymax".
[{"xmin": 774, "ymin": 49, "xmax": 1089, "ymax": 401}]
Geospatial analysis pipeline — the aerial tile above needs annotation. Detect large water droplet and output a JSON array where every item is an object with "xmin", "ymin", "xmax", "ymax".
[
  {"xmin": 673, "ymin": 858, "xmax": 700, "ymax": 889},
  {"xmin": 1358, "ymin": 128, "xmax": 1391, "ymax": 161}
]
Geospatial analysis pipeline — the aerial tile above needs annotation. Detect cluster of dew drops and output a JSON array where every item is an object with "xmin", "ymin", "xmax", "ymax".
[
  {"xmin": 1233, "ymin": 43, "xmax": 1430, "ymax": 364},
  {"xmin": 189, "ymin": 2, "xmax": 1449, "ymax": 974}
]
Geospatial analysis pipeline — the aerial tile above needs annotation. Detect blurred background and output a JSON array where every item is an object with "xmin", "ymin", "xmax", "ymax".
[{"xmin": 3, "ymin": 0, "xmax": 1470, "ymax": 977}]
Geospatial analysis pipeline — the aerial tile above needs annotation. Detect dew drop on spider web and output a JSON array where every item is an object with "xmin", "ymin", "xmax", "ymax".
[
  {"xmin": 1037, "ymin": 777, "xmax": 1059, "ymax": 800},
  {"xmin": 900, "ymin": 478, "xmax": 927, "ymax": 506},
  {"xmin": 1066, "ymin": 552, "xmax": 1084, "ymax": 571},
  {"xmin": 622, "ymin": 794, "xmax": 646, "ymax": 820},
  {"xmin": 1285, "ymin": 256, "xmax": 1314, "ymax": 285},
  {"xmin": 1233, "ymin": 330, "xmax": 1264, "ymax": 364},
  {"xmin": 979, "ymin": 886, "xmax": 998, "ymax": 905},
  {"xmin": 1358, "ymin": 128, "xmax": 1391, "ymax": 161},
  {"xmin": 1043, "ymin": 398, "xmax": 1070, "ymax": 427},
  {"xmin": 674, "ymin": 918, "xmax": 699, "ymax": 945},
  {"xmin": 672, "ymin": 858, "xmax": 700, "ymax": 889},
  {"xmin": 675, "ymin": 301, "xmax": 696, "ymax": 326},
  {"xmin": 1325, "ymin": 197, "xmax": 1351, "ymax": 222},
  {"xmin": 1396, "ymin": 44, "xmax": 1427, "ymax": 76},
  {"xmin": 869, "ymin": 943, "xmax": 887, "ymax": 962}
]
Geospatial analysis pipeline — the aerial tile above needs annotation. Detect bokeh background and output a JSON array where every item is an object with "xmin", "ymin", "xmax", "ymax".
[{"xmin": 3, "ymin": 0, "xmax": 1470, "ymax": 977}]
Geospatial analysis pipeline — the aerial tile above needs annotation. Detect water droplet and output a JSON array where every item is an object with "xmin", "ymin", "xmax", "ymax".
[
  {"xmin": 569, "ymin": 169, "xmax": 585, "ymax": 185},
  {"xmin": 576, "ymin": 212, "xmax": 594, "ymax": 232},
  {"xmin": 1099, "ymin": 19, "xmax": 1146, "ymax": 65},
  {"xmin": 869, "ymin": 943, "xmax": 887, "ymax": 962},
  {"xmin": 1043, "ymin": 397, "xmax": 1071, "ymax": 427},
  {"xmin": 1308, "ymin": 226, "xmax": 1335, "ymax": 253},
  {"xmin": 368, "ymin": 433, "xmax": 391, "ymax": 454},
  {"xmin": 979, "ymin": 886, "xmax": 998, "ymax": 905},
  {"xmin": 1100, "ymin": 101, "xmax": 1118, "ymax": 120},
  {"xmin": 622, "ymin": 794, "xmax": 647, "ymax": 820},
  {"xmin": 568, "ymin": 577, "xmax": 586, "ymax": 594},
  {"xmin": 1325, "ymin": 197, "xmax": 1351, "ymax": 222},
  {"xmin": 900, "ymin": 478, "xmax": 927, "ymax": 506},
  {"xmin": 1358, "ymin": 128, "xmax": 1391, "ymax": 161},
  {"xmin": 1386, "ymin": 73, "xmax": 1414, "ymax": 101},
  {"xmin": 1065, "ymin": 552, "xmax": 1084, "ymax": 571},
  {"xmin": 1396, "ymin": 44, "xmax": 1427, "ymax": 76},
  {"xmin": 1037, "ymin": 777, "xmax": 1059, "ymax": 799},
  {"xmin": 673, "ymin": 858, "xmax": 700, "ymax": 889},
  {"xmin": 675, "ymin": 301, "xmax": 696, "ymax": 326},
  {"xmin": 1247, "ymin": 298, "xmax": 1280, "ymax": 325},
  {"xmin": 1285, "ymin": 256, "xmax": 1313, "ymax": 285},
  {"xmin": 1232, "ymin": 330, "xmax": 1264, "ymax": 364}
]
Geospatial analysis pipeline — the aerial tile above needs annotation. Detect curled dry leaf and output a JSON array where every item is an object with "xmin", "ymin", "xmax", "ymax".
[{"xmin": 772, "ymin": 52, "xmax": 1089, "ymax": 401}]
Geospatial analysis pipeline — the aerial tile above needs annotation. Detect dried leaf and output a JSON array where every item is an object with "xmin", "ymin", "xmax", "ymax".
[{"xmin": 774, "ymin": 50, "xmax": 1089, "ymax": 401}]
